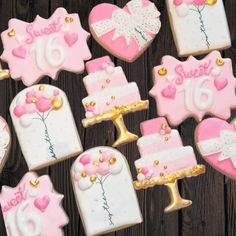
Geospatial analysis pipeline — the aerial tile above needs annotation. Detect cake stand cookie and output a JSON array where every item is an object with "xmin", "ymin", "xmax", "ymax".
[{"xmin": 133, "ymin": 117, "xmax": 205, "ymax": 212}]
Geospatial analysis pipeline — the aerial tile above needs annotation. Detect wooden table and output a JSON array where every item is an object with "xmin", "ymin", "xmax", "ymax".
[{"xmin": 0, "ymin": 0, "xmax": 235, "ymax": 235}]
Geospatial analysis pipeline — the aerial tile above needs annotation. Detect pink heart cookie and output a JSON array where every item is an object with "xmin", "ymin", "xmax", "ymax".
[
  {"xmin": 196, "ymin": 118, "xmax": 236, "ymax": 179},
  {"xmin": 1, "ymin": 7, "xmax": 91, "ymax": 86},
  {"xmin": 89, "ymin": 0, "xmax": 161, "ymax": 62}
]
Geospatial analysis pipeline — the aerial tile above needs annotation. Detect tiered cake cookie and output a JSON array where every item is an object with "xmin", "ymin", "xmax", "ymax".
[
  {"xmin": 71, "ymin": 147, "xmax": 142, "ymax": 235},
  {"xmin": 166, "ymin": 0, "xmax": 231, "ymax": 56},
  {"xmin": 0, "ymin": 117, "xmax": 11, "ymax": 172},
  {"xmin": 10, "ymin": 84, "xmax": 83, "ymax": 170},
  {"xmin": 0, "ymin": 172, "xmax": 69, "ymax": 236},
  {"xmin": 82, "ymin": 56, "xmax": 149, "ymax": 147},
  {"xmin": 133, "ymin": 117, "xmax": 205, "ymax": 212}
]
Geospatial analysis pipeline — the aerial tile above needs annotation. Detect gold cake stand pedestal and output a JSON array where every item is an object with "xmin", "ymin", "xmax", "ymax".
[
  {"xmin": 0, "ymin": 69, "xmax": 10, "ymax": 80},
  {"xmin": 82, "ymin": 100, "xmax": 149, "ymax": 147},
  {"xmin": 133, "ymin": 165, "xmax": 205, "ymax": 213}
]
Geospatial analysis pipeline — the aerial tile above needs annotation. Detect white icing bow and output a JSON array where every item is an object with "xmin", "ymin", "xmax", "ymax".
[
  {"xmin": 198, "ymin": 130, "xmax": 236, "ymax": 168},
  {"xmin": 91, "ymin": 0, "xmax": 161, "ymax": 50}
]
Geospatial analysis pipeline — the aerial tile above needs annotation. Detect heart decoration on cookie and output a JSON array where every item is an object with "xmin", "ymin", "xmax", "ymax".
[
  {"xmin": 196, "ymin": 118, "xmax": 236, "ymax": 179},
  {"xmin": 89, "ymin": 0, "xmax": 161, "ymax": 62}
]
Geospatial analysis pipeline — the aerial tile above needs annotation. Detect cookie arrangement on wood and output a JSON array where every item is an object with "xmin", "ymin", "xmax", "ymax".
[{"xmin": 0, "ymin": 1, "xmax": 234, "ymax": 236}]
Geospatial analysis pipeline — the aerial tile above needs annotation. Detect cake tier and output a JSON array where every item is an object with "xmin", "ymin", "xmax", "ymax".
[
  {"xmin": 137, "ymin": 130, "xmax": 182, "ymax": 156},
  {"xmin": 135, "ymin": 146, "xmax": 197, "ymax": 182},
  {"xmin": 83, "ymin": 67, "xmax": 128, "ymax": 95},
  {"xmin": 83, "ymin": 83, "xmax": 141, "ymax": 118}
]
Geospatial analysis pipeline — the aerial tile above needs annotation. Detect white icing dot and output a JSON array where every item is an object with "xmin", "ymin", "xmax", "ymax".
[
  {"xmin": 106, "ymin": 66, "xmax": 114, "ymax": 74},
  {"xmin": 19, "ymin": 114, "xmax": 33, "ymax": 128},
  {"xmin": 85, "ymin": 112, "xmax": 94, "ymax": 118},
  {"xmin": 211, "ymin": 67, "xmax": 221, "ymax": 76},
  {"xmin": 110, "ymin": 161, "xmax": 123, "ymax": 174},
  {"xmin": 137, "ymin": 173, "xmax": 146, "ymax": 181},
  {"xmin": 176, "ymin": 4, "xmax": 189, "ymax": 17},
  {"xmin": 78, "ymin": 177, "xmax": 93, "ymax": 191},
  {"xmin": 74, "ymin": 162, "xmax": 84, "ymax": 173}
]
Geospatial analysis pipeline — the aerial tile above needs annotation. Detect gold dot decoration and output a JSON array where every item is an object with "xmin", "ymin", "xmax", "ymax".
[
  {"xmin": 216, "ymin": 58, "xmax": 224, "ymax": 66},
  {"xmin": 205, "ymin": 0, "xmax": 217, "ymax": 6},
  {"xmin": 109, "ymin": 157, "xmax": 117, "ymax": 165},
  {"xmin": 90, "ymin": 101, "xmax": 96, "ymax": 106},
  {"xmin": 99, "ymin": 156, "xmax": 104, "ymax": 162},
  {"xmin": 164, "ymin": 137, "xmax": 169, "ymax": 142},
  {"xmin": 52, "ymin": 97, "xmax": 63, "ymax": 110},
  {"xmin": 134, "ymin": 181, "xmax": 142, "ymax": 189},
  {"xmin": 90, "ymin": 176, "xmax": 97, "ymax": 183},
  {"xmin": 160, "ymin": 172, "xmax": 164, "ymax": 177},
  {"xmin": 154, "ymin": 160, "xmax": 159, "ymax": 165},
  {"xmin": 106, "ymin": 79, "xmax": 111, "ymax": 84},
  {"xmin": 158, "ymin": 67, "xmax": 167, "ymax": 76},
  {"xmin": 137, "ymin": 168, "xmax": 143, "ymax": 173},
  {"xmin": 30, "ymin": 179, "xmax": 40, "ymax": 187},
  {"xmin": 39, "ymin": 85, "xmax": 45, "ymax": 91},
  {"xmin": 161, "ymin": 123, "xmax": 168, "ymax": 130},
  {"xmin": 8, "ymin": 29, "xmax": 15, "ymax": 37},
  {"xmin": 93, "ymin": 160, "xmax": 99, "ymax": 166},
  {"xmin": 65, "ymin": 16, "xmax": 73, "ymax": 23},
  {"xmin": 32, "ymin": 97, "xmax": 37, "ymax": 103},
  {"xmin": 81, "ymin": 172, "xmax": 87, "ymax": 178},
  {"xmin": 164, "ymin": 166, "xmax": 168, "ymax": 170}
]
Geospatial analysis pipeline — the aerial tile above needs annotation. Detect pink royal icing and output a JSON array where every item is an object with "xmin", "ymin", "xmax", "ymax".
[
  {"xmin": 89, "ymin": 0, "xmax": 161, "ymax": 62},
  {"xmin": 1, "ymin": 8, "xmax": 91, "ymax": 86},
  {"xmin": 196, "ymin": 118, "xmax": 236, "ymax": 179},
  {"xmin": 0, "ymin": 172, "xmax": 68, "ymax": 236},
  {"xmin": 150, "ymin": 51, "xmax": 236, "ymax": 126}
]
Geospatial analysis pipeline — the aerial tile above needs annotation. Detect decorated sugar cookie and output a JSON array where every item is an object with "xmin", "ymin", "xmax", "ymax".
[
  {"xmin": 166, "ymin": 0, "xmax": 231, "ymax": 56},
  {"xmin": 10, "ymin": 84, "xmax": 83, "ymax": 170},
  {"xmin": 89, "ymin": 0, "xmax": 161, "ymax": 62},
  {"xmin": 150, "ymin": 51, "xmax": 236, "ymax": 126},
  {"xmin": 0, "ymin": 7, "xmax": 91, "ymax": 86},
  {"xmin": 133, "ymin": 118, "xmax": 205, "ymax": 212},
  {"xmin": 71, "ymin": 147, "xmax": 142, "ymax": 235},
  {"xmin": 0, "ymin": 172, "xmax": 69, "ymax": 236},
  {"xmin": 196, "ymin": 118, "xmax": 236, "ymax": 179},
  {"xmin": 0, "ymin": 117, "xmax": 11, "ymax": 172},
  {"xmin": 82, "ymin": 56, "xmax": 149, "ymax": 147}
]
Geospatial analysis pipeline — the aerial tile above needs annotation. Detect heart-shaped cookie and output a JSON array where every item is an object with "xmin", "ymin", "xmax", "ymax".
[
  {"xmin": 0, "ymin": 117, "xmax": 11, "ymax": 172},
  {"xmin": 195, "ymin": 118, "xmax": 236, "ymax": 179},
  {"xmin": 89, "ymin": 0, "xmax": 161, "ymax": 62}
]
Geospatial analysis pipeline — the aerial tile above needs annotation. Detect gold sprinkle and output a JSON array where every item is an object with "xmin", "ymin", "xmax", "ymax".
[
  {"xmin": 206, "ymin": 0, "xmax": 217, "ymax": 5},
  {"xmin": 111, "ymin": 96, "xmax": 115, "ymax": 100},
  {"xmin": 8, "ymin": 29, "xmax": 15, "ymax": 37},
  {"xmin": 154, "ymin": 160, "xmax": 159, "ymax": 165},
  {"xmin": 164, "ymin": 137, "xmax": 169, "ymax": 141},
  {"xmin": 161, "ymin": 123, "xmax": 168, "ymax": 130},
  {"xmin": 65, "ymin": 16, "xmax": 73, "ymax": 23},
  {"xmin": 106, "ymin": 102, "xmax": 110, "ymax": 106},
  {"xmin": 101, "ymin": 85, "xmax": 105, "ymax": 89},
  {"xmin": 158, "ymin": 67, "xmax": 167, "ymax": 76},
  {"xmin": 52, "ymin": 97, "xmax": 63, "ymax": 110},
  {"xmin": 99, "ymin": 156, "xmax": 104, "ymax": 162},
  {"xmin": 160, "ymin": 172, "xmax": 164, "ymax": 177},
  {"xmin": 164, "ymin": 166, "xmax": 168, "ymax": 170},
  {"xmin": 90, "ymin": 176, "xmax": 97, "ymax": 183},
  {"xmin": 39, "ymin": 85, "xmax": 45, "ymax": 91},
  {"xmin": 32, "ymin": 97, "xmax": 37, "ymax": 103},
  {"xmin": 216, "ymin": 58, "xmax": 224, "ymax": 66},
  {"xmin": 30, "ymin": 179, "xmax": 39, "ymax": 187},
  {"xmin": 137, "ymin": 168, "xmax": 142, "ymax": 173},
  {"xmin": 109, "ymin": 157, "xmax": 117, "ymax": 165},
  {"xmin": 93, "ymin": 160, "xmax": 99, "ymax": 166},
  {"xmin": 81, "ymin": 172, "xmax": 87, "ymax": 178},
  {"xmin": 90, "ymin": 101, "xmax": 96, "ymax": 106},
  {"xmin": 106, "ymin": 79, "xmax": 111, "ymax": 84},
  {"xmin": 134, "ymin": 181, "xmax": 142, "ymax": 189}
]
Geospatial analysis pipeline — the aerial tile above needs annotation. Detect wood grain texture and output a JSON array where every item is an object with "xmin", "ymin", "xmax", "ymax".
[{"xmin": 0, "ymin": 0, "xmax": 235, "ymax": 235}]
